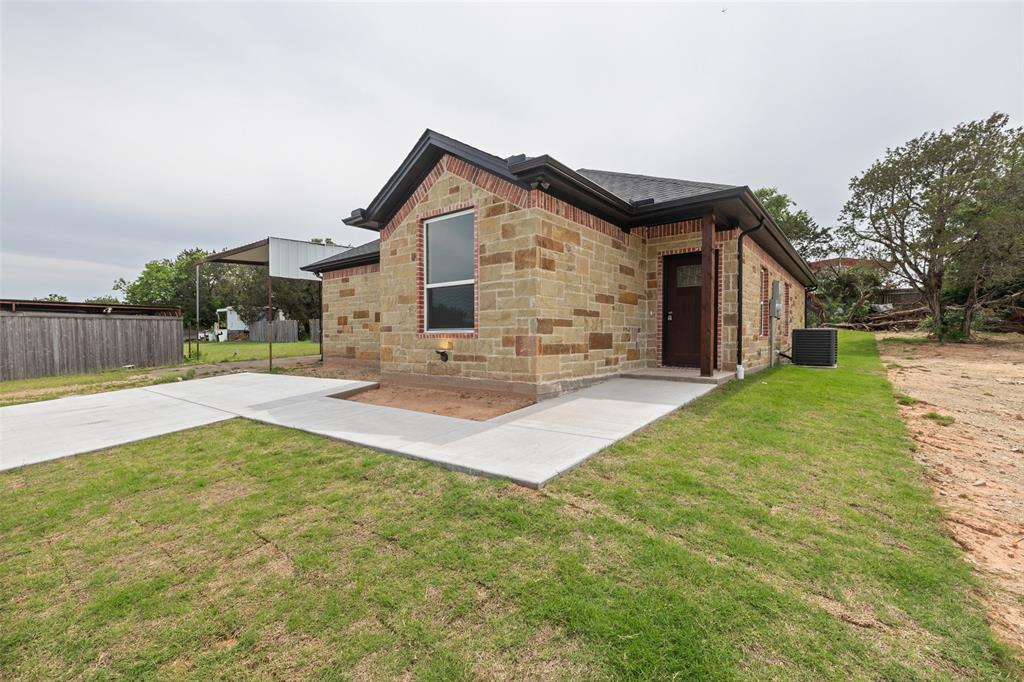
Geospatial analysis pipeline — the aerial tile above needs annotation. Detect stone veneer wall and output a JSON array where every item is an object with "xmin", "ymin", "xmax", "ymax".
[
  {"xmin": 325, "ymin": 153, "xmax": 807, "ymax": 393},
  {"xmin": 377, "ymin": 167, "xmax": 542, "ymax": 393},
  {"xmin": 523, "ymin": 210, "xmax": 647, "ymax": 387},
  {"xmin": 374, "ymin": 154, "xmax": 657, "ymax": 396},
  {"xmin": 639, "ymin": 221, "xmax": 741, "ymax": 371},
  {"xmin": 322, "ymin": 264, "xmax": 381, "ymax": 363},
  {"xmin": 740, "ymin": 239, "xmax": 805, "ymax": 371}
]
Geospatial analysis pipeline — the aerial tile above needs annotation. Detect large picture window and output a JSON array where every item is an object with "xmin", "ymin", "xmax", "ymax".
[{"xmin": 424, "ymin": 209, "xmax": 475, "ymax": 332}]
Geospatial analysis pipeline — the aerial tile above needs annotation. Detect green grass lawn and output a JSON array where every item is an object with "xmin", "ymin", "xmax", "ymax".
[
  {"xmin": 184, "ymin": 340, "xmax": 320, "ymax": 364},
  {"xmin": 1, "ymin": 332, "xmax": 1017, "ymax": 679},
  {"xmin": 0, "ymin": 368, "xmax": 197, "ymax": 408},
  {"xmin": 0, "ymin": 342, "xmax": 320, "ymax": 407}
]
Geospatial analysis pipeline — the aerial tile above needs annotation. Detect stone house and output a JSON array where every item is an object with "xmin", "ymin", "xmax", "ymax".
[{"xmin": 303, "ymin": 131, "xmax": 814, "ymax": 399}]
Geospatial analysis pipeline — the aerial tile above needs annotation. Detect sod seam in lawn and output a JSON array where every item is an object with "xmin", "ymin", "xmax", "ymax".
[{"xmin": 0, "ymin": 332, "xmax": 1018, "ymax": 680}]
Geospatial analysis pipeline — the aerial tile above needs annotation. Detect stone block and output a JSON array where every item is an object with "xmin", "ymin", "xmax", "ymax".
[{"xmin": 588, "ymin": 332, "xmax": 613, "ymax": 350}]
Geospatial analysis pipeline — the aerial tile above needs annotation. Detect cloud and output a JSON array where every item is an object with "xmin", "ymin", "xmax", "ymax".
[
  {"xmin": 2, "ymin": 2, "xmax": 1021, "ymax": 300},
  {"xmin": 0, "ymin": 251, "xmax": 129, "ymax": 300}
]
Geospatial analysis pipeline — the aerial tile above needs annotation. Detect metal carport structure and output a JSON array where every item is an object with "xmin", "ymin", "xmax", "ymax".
[{"xmin": 197, "ymin": 237, "xmax": 349, "ymax": 369}]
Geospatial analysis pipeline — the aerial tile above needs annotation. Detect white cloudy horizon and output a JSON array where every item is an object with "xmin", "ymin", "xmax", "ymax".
[{"xmin": 2, "ymin": 1, "xmax": 1022, "ymax": 300}]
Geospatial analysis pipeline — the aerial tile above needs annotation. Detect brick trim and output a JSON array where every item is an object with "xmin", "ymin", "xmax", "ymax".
[
  {"xmin": 446, "ymin": 156, "xmax": 530, "ymax": 207},
  {"xmin": 745, "ymin": 238, "xmax": 803, "ymax": 293},
  {"xmin": 638, "ymin": 221, "xmax": 740, "ymax": 243},
  {"xmin": 638, "ymin": 220, "xmax": 700, "ymax": 239},
  {"xmin": 416, "ymin": 205, "xmax": 479, "ymax": 339},
  {"xmin": 783, "ymin": 281, "xmax": 791, "ymax": 339},
  {"xmin": 655, "ymin": 246, "xmax": 722, "ymax": 369},
  {"xmin": 322, "ymin": 263, "xmax": 380, "ymax": 280},
  {"xmin": 760, "ymin": 266, "xmax": 769, "ymax": 338},
  {"xmin": 528, "ymin": 191, "xmax": 629, "ymax": 244},
  {"xmin": 381, "ymin": 155, "xmax": 528, "ymax": 242}
]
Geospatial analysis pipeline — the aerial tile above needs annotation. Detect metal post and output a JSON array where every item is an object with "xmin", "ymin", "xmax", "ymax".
[
  {"xmin": 267, "ymin": 274, "xmax": 273, "ymax": 372},
  {"xmin": 318, "ymin": 274, "xmax": 323, "ymax": 362},
  {"xmin": 195, "ymin": 262, "xmax": 200, "ymax": 359}
]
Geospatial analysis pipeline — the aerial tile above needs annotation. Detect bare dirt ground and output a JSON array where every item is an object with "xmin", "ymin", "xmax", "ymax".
[
  {"xmin": 878, "ymin": 332, "xmax": 1024, "ymax": 652},
  {"xmin": 288, "ymin": 361, "xmax": 534, "ymax": 420},
  {"xmin": 347, "ymin": 384, "xmax": 534, "ymax": 421},
  {"xmin": 286, "ymin": 360, "xmax": 381, "ymax": 383}
]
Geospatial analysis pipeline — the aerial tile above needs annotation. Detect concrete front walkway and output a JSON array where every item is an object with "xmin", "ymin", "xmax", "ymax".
[{"xmin": 1, "ymin": 373, "xmax": 715, "ymax": 487}]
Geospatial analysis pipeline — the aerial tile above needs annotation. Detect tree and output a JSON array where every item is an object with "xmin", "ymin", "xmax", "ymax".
[
  {"xmin": 839, "ymin": 113, "xmax": 1023, "ymax": 341},
  {"xmin": 810, "ymin": 264, "xmax": 885, "ymax": 324},
  {"xmin": 114, "ymin": 248, "xmax": 226, "ymax": 328},
  {"xmin": 220, "ymin": 266, "xmax": 320, "ymax": 336},
  {"xmin": 945, "ymin": 155, "xmax": 1024, "ymax": 338},
  {"xmin": 754, "ymin": 188, "xmax": 832, "ymax": 261},
  {"xmin": 84, "ymin": 295, "xmax": 120, "ymax": 304},
  {"xmin": 34, "ymin": 293, "xmax": 68, "ymax": 302}
]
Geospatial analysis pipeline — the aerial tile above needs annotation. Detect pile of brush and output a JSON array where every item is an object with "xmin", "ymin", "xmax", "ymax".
[{"xmin": 823, "ymin": 305, "xmax": 928, "ymax": 331}]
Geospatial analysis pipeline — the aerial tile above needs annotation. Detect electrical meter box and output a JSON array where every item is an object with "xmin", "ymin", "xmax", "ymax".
[{"xmin": 770, "ymin": 280, "xmax": 782, "ymax": 319}]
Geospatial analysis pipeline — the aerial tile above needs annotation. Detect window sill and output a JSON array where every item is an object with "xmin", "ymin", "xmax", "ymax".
[{"xmin": 417, "ymin": 330, "xmax": 478, "ymax": 339}]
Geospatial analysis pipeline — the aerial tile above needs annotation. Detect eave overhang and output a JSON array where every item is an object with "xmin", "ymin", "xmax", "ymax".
[
  {"xmin": 301, "ymin": 251, "xmax": 380, "ymax": 274},
  {"xmin": 343, "ymin": 130, "xmax": 815, "ymax": 287}
]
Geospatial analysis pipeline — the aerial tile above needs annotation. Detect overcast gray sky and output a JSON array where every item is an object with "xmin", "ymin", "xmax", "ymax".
[{"xmin": 2, "ymin": 2, "xmax": 1022, "ymax": 300}]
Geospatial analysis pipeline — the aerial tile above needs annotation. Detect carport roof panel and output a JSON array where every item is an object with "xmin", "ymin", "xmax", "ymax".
[{"xmin": 202, "ymin": 237, "xmax": 349, "ymax": 281}]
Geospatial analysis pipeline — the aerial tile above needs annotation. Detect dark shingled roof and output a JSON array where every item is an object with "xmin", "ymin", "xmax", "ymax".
[
  {"xmin": 302, "ymin": 239, "xmax": 381, "ymax": 273},
  {"xmin": 316, "ymin": 130, "xmax": 814, "ymax": 285},
  {"xmin": 575, "ymin": 169, "xmax": 739, "ymax": 205}
]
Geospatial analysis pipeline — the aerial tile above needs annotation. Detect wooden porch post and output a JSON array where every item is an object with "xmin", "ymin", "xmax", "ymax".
[{"xmin": 700, "ymin": 212, "xmax": 715, "ymax": 377}]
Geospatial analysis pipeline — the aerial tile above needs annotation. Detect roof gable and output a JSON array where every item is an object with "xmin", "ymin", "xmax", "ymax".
[{"xmin": 334, "ymin": 130, "xmax": 814, "ymax": 286}]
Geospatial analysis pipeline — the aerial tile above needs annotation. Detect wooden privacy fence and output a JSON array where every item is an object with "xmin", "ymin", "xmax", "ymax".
[
  {"xmin": 248, "ymin": 319, "xmax": 298, "ymax": 343},
  {"xmin": 0, "ymin": 311, "xmax": 183, "ymax": 381}
]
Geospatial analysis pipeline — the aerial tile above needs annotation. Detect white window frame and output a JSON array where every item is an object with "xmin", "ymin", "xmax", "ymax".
[{"xmin": 423, "ymin": 208, "xmax": 475, "ymax": 333}]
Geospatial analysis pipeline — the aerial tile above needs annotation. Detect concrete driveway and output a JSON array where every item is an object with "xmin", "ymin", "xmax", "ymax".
[{"xmin": 0, "ymin": 373, "xmax": 715, "ymax": 487}]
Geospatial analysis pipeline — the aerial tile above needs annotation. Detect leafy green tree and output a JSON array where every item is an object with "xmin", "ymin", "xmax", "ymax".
[
  {"xmin": 754, "ymin": 188, "xmax": 832, "ymax": 261},
  {"xmin": 221, "ymin": 265, "xmax": 320, "ymax": 336},
  {"xmin": 33, "ymin": 293, "xmax": 68, "ymax": 302},
  {"xmin": 944, "ymin": 155, "xmax": 1024, "ymax": 338},
  {"xmin": 114, "ymin": 249, "xmax": 225, "ymax": 328},
  {"xmin": 84, "ymin": 295, "xmax": 120, "ymax": 304},
  {"xmin": 839, "ymin": 113, "xmax": 1023, "ymax": 340},
  {"xmin": 810, "ymin": 265, "xmax": 885, "ymax": 324},
  {"xmin": 116, "ymin": 239, "xmax": 332, "ymax": 336}
]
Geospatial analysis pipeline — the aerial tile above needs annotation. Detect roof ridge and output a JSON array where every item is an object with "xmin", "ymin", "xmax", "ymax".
[
  {"xmin": 577, "ymin": 167, "xmax": 738, "ymax": 188},
  {"xmin": 425, "ymin": 129, "xmax": 514, "ymax": 168}
]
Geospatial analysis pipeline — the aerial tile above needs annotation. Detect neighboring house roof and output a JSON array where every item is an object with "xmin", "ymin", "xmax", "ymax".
[
  {"xmin": 302, "ymin": 239, "xmax": 380, "ymax": 273},
  {"xmin": 325, "ymin": 130, "xmax": 814, "ymax": 286},
  {"xmin": 575, "ymin": 169, "xmax": 740, "ymax": 205}
]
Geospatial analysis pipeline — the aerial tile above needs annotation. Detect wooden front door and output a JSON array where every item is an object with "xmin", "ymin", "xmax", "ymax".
[{"xmin": 662, "ymin": 253, "xmax": 702, "ymax": 367}]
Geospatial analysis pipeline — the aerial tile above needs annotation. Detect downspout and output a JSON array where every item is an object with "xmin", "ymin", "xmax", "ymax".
[{"xmin": 736, "ymin": 215, "xmax": 765, "ymax": 380}]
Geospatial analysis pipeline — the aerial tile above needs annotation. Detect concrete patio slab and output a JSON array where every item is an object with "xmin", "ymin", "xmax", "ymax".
[
  {"xmin": 621, "ymin": 367, "xmax": 735, "ymax": 385},
  {"xmin": 0, "ymin": 388, "xmax": 234, "ymax": 471},
  {"xmin": 2, "ymin": 373, "xmax": 717, "ymax": 486}
]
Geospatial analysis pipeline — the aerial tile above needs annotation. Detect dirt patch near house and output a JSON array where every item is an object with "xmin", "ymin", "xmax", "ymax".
[
  {"xmin": 286, "ymin": 360, "xmax": 381, "ymax": 383},
  {"xmin": 878, "ymin": 331, "xmax": 1024, "ymax": 652},
  {"xmin": 345, "ymin": 383, "xmax": 534, "ymax": 421}
]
